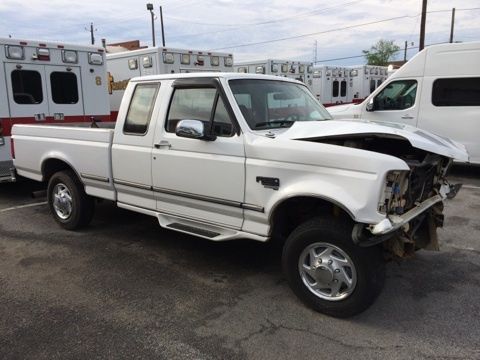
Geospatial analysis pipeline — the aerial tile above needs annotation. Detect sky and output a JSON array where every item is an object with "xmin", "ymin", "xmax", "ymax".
[{"xmin": 0, "ymin": 0, "xmax": 479, "ymax": 65}]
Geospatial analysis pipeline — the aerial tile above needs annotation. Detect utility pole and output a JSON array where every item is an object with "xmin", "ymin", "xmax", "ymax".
[
  {"xmin": 85, "ymin": 22, "xmax": 97, "ymax": 45},
  {"xmin": 160, "ymin": 6, "xmax": 166, "ymax": 47},
  {"xmin": 419, "ymin": 0, "xmax": 427, "ymax": 51},
  {"xmin": 313, "ymin": 40, "xmax": 318, "ymax": 63},
  {"xmin": 147, "ymin": 3, "xmax": 156, "ymax": 47},
  {"xmin": 404, "ymin": 40, "xmax": 408, "ymax": 61},
  {"xmin": 449, "ymin": 8, "xmax": 456, "ymax": 43}
]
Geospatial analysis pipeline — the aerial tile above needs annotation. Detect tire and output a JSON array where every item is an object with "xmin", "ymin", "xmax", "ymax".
[
  {"xmin": 282, "ymin": 217, "xmax": 385, "ymax": 318},
  {"xmin": 47, "ymin": 170, "xmax": 94, "ymax": 230}
]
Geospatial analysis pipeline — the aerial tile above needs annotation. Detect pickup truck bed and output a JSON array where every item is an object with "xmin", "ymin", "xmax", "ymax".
[{"xmin": 14, "ymin": 124, "xmax": 116, "ymax": 200}]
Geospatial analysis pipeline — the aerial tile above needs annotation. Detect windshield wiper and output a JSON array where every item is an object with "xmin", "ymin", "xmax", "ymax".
[{"xmin": 255, "ymin": 120, "xmax": 296, "ymax": 129}]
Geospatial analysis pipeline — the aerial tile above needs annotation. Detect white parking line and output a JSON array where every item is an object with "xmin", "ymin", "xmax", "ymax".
[
  {"xmin": 462, "ymin": 185, "xmax": 480, "ymax": 190},
  {"xmin": 0, "ymin": 202, "xmax": 48, "ymax": 213}
]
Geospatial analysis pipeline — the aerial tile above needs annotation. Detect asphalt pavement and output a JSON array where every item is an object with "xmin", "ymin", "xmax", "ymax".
[{"xmin": 0, "ymin": 168, "xmax": 479, "ymax": 360}]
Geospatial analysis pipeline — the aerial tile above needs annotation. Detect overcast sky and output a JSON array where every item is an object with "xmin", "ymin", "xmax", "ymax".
[{"xmin": 0, "ymin": 0, "xmax": 479, "ymax": 65}]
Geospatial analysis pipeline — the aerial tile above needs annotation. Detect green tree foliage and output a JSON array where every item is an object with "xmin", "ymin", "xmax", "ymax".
[{"xmin": 362, "ymin": 40, "xmax": 400, "ymax": 66}]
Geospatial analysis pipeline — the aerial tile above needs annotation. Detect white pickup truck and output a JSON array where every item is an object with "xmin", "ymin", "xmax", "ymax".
[{"xmin": 12, "ymin": 73, "xmax": 468, "ymax": 317}]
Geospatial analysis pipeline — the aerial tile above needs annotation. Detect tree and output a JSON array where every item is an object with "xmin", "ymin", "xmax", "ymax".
[{"xmin": 362, "ymin": 40, "xmax": 400, "ymax": 66}]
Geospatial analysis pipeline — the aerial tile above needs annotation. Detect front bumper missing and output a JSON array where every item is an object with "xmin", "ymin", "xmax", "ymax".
[{"xmin": 370, "ymin": 195, "xmax": 444, "ymax": 236}]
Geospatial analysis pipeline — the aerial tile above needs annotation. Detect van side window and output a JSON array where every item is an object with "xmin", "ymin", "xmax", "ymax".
[
  {"xmin": 332, "ymin": 81, "xmax": 339, "ymax": 97},
  {"xmin": 340, "ymin": 81, "xmax": 347, "ymax": 97},
  {"xmin": 11, "ymin": 70, "xmax": 43, "ymax": 104},
  {"xmin": 50, "ymin": 72, "xmax": 79, "ymax": 104},
  {"xmin": 166, "ymin": 88, "xmax": 235, "ymax": 137},
  {"xmin": 432, "ymin": 78, "xmax": 480, "ymax": 106},
  {"xmin": 374, "ymin": 80, "xmax": 417, "ymax": 111},
  {"xmin": 124, "ymin": 83, "xmax": 159, "ymax": 135}
]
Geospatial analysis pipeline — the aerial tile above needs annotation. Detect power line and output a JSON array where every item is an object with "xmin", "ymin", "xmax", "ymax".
[
  {"xmin": 210, "ymin": 15, "xmax": 416, "ymax": 51},
  {"xmin": 167, "ymin": 0, "xmax": 363, "ymax": 36},
  {"xmin": 209, "ymin": 7, "xmax": 480, "ymax": 51}
]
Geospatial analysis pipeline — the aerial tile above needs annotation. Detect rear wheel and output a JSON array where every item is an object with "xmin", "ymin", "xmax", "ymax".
[
  {"xmin": 282, "ymin": 217, "xmax": 385, "ymax": 318},
  {"xmin": 47, "ymin": 170, "xmax": 94, "ymax": 230}
]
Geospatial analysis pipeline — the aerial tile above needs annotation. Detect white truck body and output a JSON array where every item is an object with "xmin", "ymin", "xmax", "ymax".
[
  {"xmin": 311, "ymin": 65, "xmax": 351, "ymax": 106},
  {"xmin": 12, "ymin": 73, "xmax": 467, "ymax": 316},
  {"xmin": 328, "ymin": 42, "xmax": 480, "ymax": 164},
  {"xmin": 107, "ymin": 47, "xmax": 234, "ymax": 119},
  {"xmin": 234, "ymin": 59, "xmax": 314, "ymax": 90},
  {"xmin": 348, "ymin": 65, "xmax": 388, "ymax": 102},
  {"xmin": 0, "ymin": 38, "xmax": 110, "ymax": 182}
]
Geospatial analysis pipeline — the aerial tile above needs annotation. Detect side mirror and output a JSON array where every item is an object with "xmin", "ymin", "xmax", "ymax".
[
  {"xmin": 365, "ymin": 98, "xmax": 375, "ymax": 112},
  {"xmin": 175, "ymin": 119, "xmax": 216, "ymax": 141}
]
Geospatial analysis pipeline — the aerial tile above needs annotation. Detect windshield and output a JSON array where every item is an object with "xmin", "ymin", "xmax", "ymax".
[{"xmin": 229, "ymin": 79, "xmax": 332, "ymax": 130}]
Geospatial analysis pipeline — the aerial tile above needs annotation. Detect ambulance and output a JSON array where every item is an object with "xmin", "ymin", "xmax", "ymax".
[
  {"xmin": 0, "ymin": 38, "xmax": 110, "ymax": 182},
  {"xmin": 106, "ymin": 47, "xmax": 234, "ymax": 119},
  {"xmin": 348, "ymin": 65, "xmax": 388, "ymax": 103},
  {"xmin": 234, "ymin": 60, "xmax": 314, "ymax": 89},
  {"xmin": 310, "ymin": 65, "xmax": 351, "ymax": 106}
]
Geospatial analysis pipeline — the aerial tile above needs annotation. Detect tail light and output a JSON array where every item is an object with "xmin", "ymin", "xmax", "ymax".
[{"xmin": 10, "ymin": 138, "xmax": 15, "ymax": 159}]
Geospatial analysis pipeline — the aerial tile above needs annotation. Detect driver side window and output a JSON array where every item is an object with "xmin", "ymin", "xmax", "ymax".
[{"xmin": 374, "ymin": 80, "xmax": 417, "ymax": 110}]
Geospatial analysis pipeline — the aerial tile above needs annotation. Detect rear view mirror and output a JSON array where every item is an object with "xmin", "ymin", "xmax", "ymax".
[
  {"xmin": 175, "ymin": 119, "xmax": 216, "ymax": 141},
  {"xmin": 366, "ymin": 98, "xmax": 375, "ymax": 112}
]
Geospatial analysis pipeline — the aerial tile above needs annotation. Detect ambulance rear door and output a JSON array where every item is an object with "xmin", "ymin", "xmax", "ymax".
[
  {"xmin": 45, "ymin": 65, "xmax": 84, "ymax": 121},
  {"xmin": 4, "ymin": 62, "xmax": 49, "ymax": 120}
]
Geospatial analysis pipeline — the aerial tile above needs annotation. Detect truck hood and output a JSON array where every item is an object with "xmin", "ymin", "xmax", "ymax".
[{"xmin": 272, "ymin": 120, "xmax": 469, "ymax": 162}]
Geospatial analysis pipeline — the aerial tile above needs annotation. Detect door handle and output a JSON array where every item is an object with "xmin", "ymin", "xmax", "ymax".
[
  {"xmin": 401, "ymin": 115, "xmax": 414, "ymax": 120},
  {"xmin": 154, "ymin": 140, "xmax": 171, "ymax": 149}
]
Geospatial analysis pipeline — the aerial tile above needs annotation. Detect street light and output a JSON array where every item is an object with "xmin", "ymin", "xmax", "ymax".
[{"xmin": 146, "ymin": 3, "xmax": 156, "ymax": 47}]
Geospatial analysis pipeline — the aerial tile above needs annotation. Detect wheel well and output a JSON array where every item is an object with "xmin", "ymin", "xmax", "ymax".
[
  {"xmin": 42, "ymin": 159, "xmax": 76, "ymax": 183},
  {"xmin": 270, "ymin": 196, "xmax": 353, "ymax": 242}
]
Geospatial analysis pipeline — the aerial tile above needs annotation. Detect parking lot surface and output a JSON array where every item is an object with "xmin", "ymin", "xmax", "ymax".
[{"xmin": 0, "ymin": 166, "xmax": 479, "ymax": 360}]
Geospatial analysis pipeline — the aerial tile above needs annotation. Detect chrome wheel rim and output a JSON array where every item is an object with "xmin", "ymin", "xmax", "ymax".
[
  {"xmin": 52, "ymin": 183, "xmax": 73, "ymax": 220},
  {"xmin": 298, "ymin": 242, "xmax": 357, "ymax": 301}
]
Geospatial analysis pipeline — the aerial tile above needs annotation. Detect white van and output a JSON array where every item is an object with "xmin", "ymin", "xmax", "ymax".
[{"xmin": 328, "ymin": 42, "xmax": 480, "ymax": 164}]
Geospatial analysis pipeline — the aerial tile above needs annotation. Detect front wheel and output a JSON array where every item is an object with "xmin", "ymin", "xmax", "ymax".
[
  {"xmin": 282, "ymin": 217, "xmax": 385, "ymax": 318},
  {"xmin": 47, "ymin": 170, "xmax": 94, "ymax": 230}
]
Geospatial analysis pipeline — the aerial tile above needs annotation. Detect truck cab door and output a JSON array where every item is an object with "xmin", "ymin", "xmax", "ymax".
[
  {"xmin": 44, "ymin": 65, "xmax": 84, "ymax": 121},
  {"xmin": 4, "ymin": 63, "xmax": 49, "ymax": 120},
  {"xmin": 362, "ymin": 79, "xmax": 420, "ymax": 126},
  {"xmin": 151, "ymin": 79, "xmax": 245, "ymax": 229}
]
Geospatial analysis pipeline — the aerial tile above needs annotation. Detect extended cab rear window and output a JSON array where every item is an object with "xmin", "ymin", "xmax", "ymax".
[
  {"xmin": 124, "ymin": 83, "xmax": 159, "ymax": 135},
  {"xmin": 432, "ymin": 77, "xmax": 480, "ymax": 106}
]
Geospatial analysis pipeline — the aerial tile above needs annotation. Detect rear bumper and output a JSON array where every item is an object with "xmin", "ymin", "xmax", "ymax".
[{"xmin": 0, "ymin": 160, "xmax": 16, "ymax": 183}]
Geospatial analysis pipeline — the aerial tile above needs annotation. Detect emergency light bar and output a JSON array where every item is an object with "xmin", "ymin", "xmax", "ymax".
[
  {"xmin": 299, "ymin": 65, "xmax": 305, "ymax": 73},
  {"xmin": 237, "ymin": 67, "xmax": 247, "ymax": 73},
  {"xmin": 211, "ymin": 56, "xmax": 219, "ymax": 66},
  {"xmin": 143, "ymin": 56, "xmax": 153, "ymax": 68},
  {"xmin": 128, "ymin": 58, "xmax": 138, "ymax": 70},
  {"xmin": 224, "ymin": 57, "xmax": 233, "ymax": 67},
  {"xmin": 181, "ymin": 54, "xmax": 190, "ymax": 65},
  {"xmin": 5, "ymin": 45, "xmax": 24, "ymax": 60},
  {"xmin": 32, "ymin": 48, "xmax": 50, "ymax": 61},
  {"xmin": 281, "ymin": 64, "xmax": 288, "ymax": 73},
  {"xmin": 163, "ymin": 52, "xmax": 174, "ymax": 64},
  {"xmin": 271, "ymin": 64, "xmax": 278, "ymax": 73},
  {"xmin": 88, "ymin": 53, "xmax": 103, "ymax": 65},
  {"xmin": 62, "ymin": 50, "xmax": 77, "ymax": 64}
]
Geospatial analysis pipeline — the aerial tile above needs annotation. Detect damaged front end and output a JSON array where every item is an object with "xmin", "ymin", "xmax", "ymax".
[
  {"xmin": 310, "ymin": 133, "xmax": 463, "ymax": 258},
  {"xmin": 355, "ymin": 152, "xmax": 461, "ymax": 258}
]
